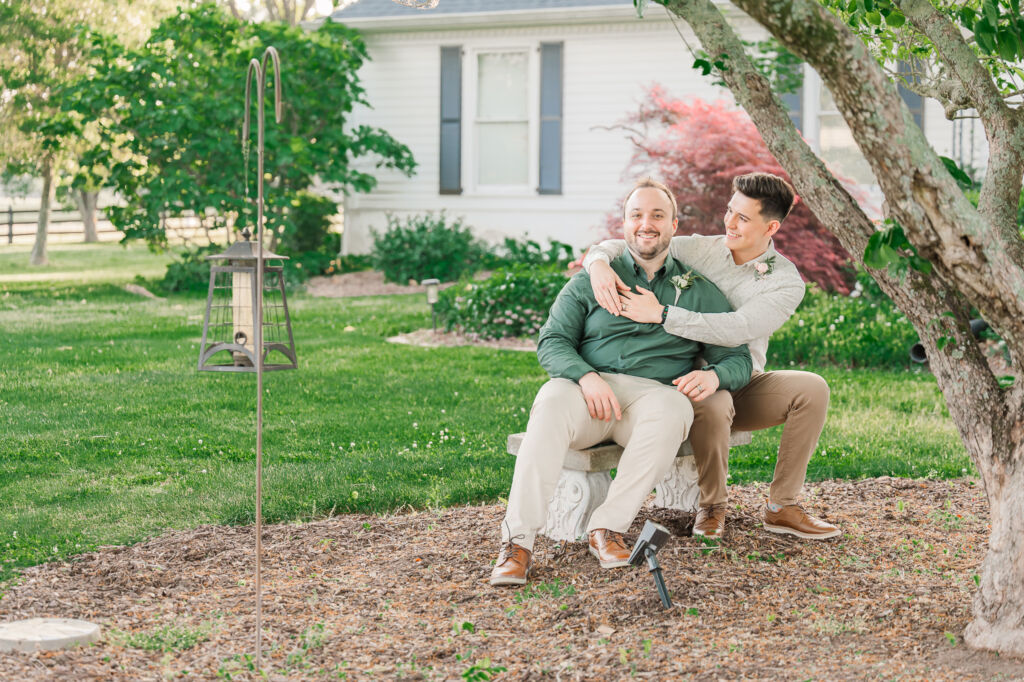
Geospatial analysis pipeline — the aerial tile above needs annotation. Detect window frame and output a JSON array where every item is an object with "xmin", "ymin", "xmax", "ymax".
[{"xmin": 463, "ymin": 44, "xmax": 541, "ymax": 196}]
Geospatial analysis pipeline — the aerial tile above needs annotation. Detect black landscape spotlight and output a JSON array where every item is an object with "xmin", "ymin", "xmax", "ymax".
[
  {"xmin": 628, "ymin": 520, "xmax": 673, "ymax": 608},
  {"xmin": 909, "ymin": 318, "xmax": 989, "ymax": 364}
]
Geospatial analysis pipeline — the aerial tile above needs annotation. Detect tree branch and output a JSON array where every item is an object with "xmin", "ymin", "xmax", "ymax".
[
  {"xmin": 719, "ymin": 0, "xmax": 1024, "ymax": 362},
  {"xmin": 658, "ymin": 0, "xmax": 1013, "ymax": 474},
  {"xmin": 896, "ymin": 0, "xmax": 1024, "ymax": 242},
  {"xmin": 897, "ymin": 0, "xmax": 1011, "ymax": 124}
]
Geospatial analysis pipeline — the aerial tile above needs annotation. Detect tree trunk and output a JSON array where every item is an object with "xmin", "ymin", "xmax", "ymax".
[
  {"xmin": 966, "ymin": 453, "xmax": 1024, "ymax": 656},
  {"xmin": 661, "ymin": 0, "xmax": 1024, "ymax": 657},
  {"xmin": 29, "ymin": 154, "xmax": 54, "ymax": 266},
  {"xmin": 75, "ymin": 188, "xmax": 99, "ymax": 243}
]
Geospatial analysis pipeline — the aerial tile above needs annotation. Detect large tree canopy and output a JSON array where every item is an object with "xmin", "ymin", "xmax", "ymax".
[
  {"xmin": 653, "ymin": 0, "xmax": 1024, "ymax": 656},
  {"xmin": 61, "ymin": 3, "xmax": 415, "ymax": 247},
  {"xmin": 0, "ymin": 0, "xmax": 181, "ymax": 262}
]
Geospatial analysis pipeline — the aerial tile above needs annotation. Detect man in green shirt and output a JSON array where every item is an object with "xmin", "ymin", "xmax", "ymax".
[{"xmin": 491, "ymin": 178, "xmax": 752, "ymax": 586}]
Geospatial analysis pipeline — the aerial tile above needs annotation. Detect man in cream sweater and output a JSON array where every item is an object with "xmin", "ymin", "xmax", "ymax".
[{"xmin": 582, "ymin": 172, "xmax": 840, "ymax": 540}]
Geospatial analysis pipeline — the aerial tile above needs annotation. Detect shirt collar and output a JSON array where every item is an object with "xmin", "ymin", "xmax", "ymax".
[
  {"xmin": 719, "ymin": 236, "xmax": 779, "ymax": 267},
  {"xmin": 621, "ymin": 248, "xmax": 681, "ymax": 280}
]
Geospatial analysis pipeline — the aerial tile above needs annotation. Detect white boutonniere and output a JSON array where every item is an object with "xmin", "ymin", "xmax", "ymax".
[
  {"xmin": 754, "ymin": 255, "xmax": 776, "ymax": 281},
  {"xmin": 670, "ymin": 270, "xmax": 700, "ymax": 304}
]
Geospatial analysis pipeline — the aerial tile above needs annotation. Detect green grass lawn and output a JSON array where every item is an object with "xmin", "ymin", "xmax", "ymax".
[
  {"xmin": 0, "ymin": 245, "xmax": 972, "ymax": 584},
  {"xmin": 0, "ymin": 242, "xmax": 175, "ymax": 285}
]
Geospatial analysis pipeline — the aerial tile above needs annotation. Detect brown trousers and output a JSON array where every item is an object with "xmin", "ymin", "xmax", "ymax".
[{"xmin": 690, "ymin": 370, "xmax": 830, "ymax": 507}]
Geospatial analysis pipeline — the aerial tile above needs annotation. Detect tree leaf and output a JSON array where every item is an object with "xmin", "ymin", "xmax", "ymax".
[
  {"xmin": 939, "ymin": 156, "xmax": 974, "ymax": 187},
  {"xmin": 885, "ymin": 11, "xmax": 905, "ymax": 28},
  {"xmin": 982, "ymin": 0, "xmax": 999, "ymax": 27},
  {"xmin": 974, "ymin": 18, "xmax": 997, "ymax": 53},
  {"xmin": 996, "ymin": 29, "xmax": 1020, "ymax": 61}
]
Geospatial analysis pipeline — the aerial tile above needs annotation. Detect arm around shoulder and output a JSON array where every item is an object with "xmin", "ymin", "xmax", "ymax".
[
  {"xmin": 663, "ymin": 270, "xmax": 805, "ymax": 347},
  {"xmin": 581, "ymin": 240, "xmax": 626, "ymax": 271}
]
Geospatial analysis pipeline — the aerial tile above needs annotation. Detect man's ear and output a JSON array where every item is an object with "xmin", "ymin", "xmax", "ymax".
[{"xmin": 766, "ymin": 219, "xmax": 782, "ymax": 239}]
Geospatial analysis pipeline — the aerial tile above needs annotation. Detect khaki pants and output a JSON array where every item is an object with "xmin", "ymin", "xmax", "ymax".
[
  {"xmin": 501, "ymin": 373, "xmax": 693, "ymax": 552},
  {"xmin": 691, "ymin": 370, "xmax": 830, "ymax": 507}
]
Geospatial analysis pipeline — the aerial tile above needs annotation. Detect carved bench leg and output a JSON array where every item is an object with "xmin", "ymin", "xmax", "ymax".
[
  {"xmin": 540, "ymin": 469, "xmax": 612, "ymax": 542},
  {"xmin": 653, "ymin": 454, "xmax": 700, "ymax": 513}
]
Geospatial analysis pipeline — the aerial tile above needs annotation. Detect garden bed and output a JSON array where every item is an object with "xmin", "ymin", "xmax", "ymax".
[{"xmin": 1, "ymin": 478, "xmax": 1017, "ymax": 680}]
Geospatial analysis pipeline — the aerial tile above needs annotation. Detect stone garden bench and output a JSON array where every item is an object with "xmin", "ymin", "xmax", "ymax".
[{"xmin": 506, "ymin": 430, "xmax": 753, "ymax": 542}]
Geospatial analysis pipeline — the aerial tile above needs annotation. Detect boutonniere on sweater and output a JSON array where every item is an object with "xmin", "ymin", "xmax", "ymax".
[
  {"xmin": 670, "ymin": 270, "xmax": 701, "ymax": 304},
  {"xmin": 754, "ymin": 255, "xmax": 776, "ymax": 281}
]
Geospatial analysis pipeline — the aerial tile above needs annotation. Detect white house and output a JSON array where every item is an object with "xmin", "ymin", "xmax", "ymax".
[{"xmin": 329, "ymin": 0, "xmax": 987, "ymax": 255}]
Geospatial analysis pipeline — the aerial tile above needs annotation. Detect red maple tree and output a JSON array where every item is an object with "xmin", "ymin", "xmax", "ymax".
[{"xmin": 597, "ymin": 87, "xmax": 859, "ymax": 293}]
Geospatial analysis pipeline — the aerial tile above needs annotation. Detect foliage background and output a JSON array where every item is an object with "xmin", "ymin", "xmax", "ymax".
[
  {"xmin": 600, "ymin": 88, "xmax": 856, "ymax": 293},
  {"xmin": 61, "ymin": 3, "xmax": 415, "ymax": 248}
]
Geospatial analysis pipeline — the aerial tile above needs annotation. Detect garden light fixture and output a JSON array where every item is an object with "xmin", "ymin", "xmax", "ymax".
[
  {"xmin": 628, "ymin": 520, "xmax": 673, "ymax": 608},
  {"xmin": 423, "ymin": 278, "xmax": 440, "ymax": 332}
]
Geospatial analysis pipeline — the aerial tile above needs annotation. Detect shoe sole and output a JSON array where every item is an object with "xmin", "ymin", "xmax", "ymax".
[
  {"xmin": 692, "ymin": 528, "xmax": 724, "ymax": 538},
  {"xmin": 763, "ymin": 523, "xmax": 841, "ymax": 540},
  {"xmin": 489, "ymin": 574, "xmax": 528, "ymax": 586},
  {"xmin": 589, "ymin": 545, "xmax": 630, "ymax": 569}
]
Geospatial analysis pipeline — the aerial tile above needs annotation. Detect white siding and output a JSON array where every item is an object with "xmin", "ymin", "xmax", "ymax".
[
  {"xmin": 340, "ymin": 15, "xmax": 763, "ymax": 254},
  {"xmin": 338, "ymin": 11, "xmax": 968, "ymax": 256}
]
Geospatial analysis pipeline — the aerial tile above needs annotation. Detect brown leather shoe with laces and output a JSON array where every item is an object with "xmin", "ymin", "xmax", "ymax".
[
  {"xmin": 693, "ymin": 504, "xmax": 727, "ymax": 538},
  {"xmin": 763, "ymin": 503, "xmax": 840, "ymax": 539},
  {"xmin": 489, "ymin": 542, "xmax": 532, "ymax": 586},
  {"xmin": 588, "ymin": 529, "xmax": 631, "ymax": 568}
]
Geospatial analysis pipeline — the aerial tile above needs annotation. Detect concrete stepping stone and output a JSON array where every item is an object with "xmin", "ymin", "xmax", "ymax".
[{"xmin": 0, "ymin": 618, "xmax": 101, "ymax": 653}]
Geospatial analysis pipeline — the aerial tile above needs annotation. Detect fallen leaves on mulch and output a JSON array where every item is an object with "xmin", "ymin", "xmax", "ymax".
[
  {"xmin": 2, "ymin": 478, "xmax": 1021, "ymax": 680},
  {"xmin": 387, "ymin": 329, "xmax": 536, "ymax": 353}
]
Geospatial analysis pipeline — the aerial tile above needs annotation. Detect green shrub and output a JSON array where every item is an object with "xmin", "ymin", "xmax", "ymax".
[
  {"xmin": 484, "ymin": 237, "xmax": 576, "ymax": 269},
  {"xmin": 371, "ymin": 212, "xmax": 487, "ymax": 284},
  {"xmin": 276, "ymin": 192, "xmax": 343, "ymax": 285},
  {"xmin": 160, "ymin": 243, "xmax": 223, "ymax": 293},
  {"xmin": 436, "ymin": 265, "xmax": 569, "ymax": 340},
  {"xmin": 280, "ymin": 192, "xmax": 338, "ymax": 255},
  {"xmin": 281, "ymin": 233, "xmax": 341, "ymax": 286},
  {"xmin": 768, "ymin": 271, "xmax": 919, "ymax": 369}
]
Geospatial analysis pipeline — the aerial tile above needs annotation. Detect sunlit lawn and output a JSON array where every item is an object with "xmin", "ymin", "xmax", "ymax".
[{"xmin": 0, "ymin": 244, "xmax": 971, "ymax": 584}]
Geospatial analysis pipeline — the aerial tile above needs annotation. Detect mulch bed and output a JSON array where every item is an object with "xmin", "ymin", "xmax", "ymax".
[{"xmin": 2, "ymin": 478, "xmax": 1021, "ymax": 680}]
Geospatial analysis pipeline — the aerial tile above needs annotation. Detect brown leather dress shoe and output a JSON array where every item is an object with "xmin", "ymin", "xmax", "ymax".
[
  {"xmin": 763, "ymin": 504, "xmax": 841, "ymax": 539},
  {"xmin": 588, "ymin": 529, "xmax": 631, "ymax": 568},
  {"xmin": 489, "ymin": 542, "xmax": 532, "ymax": 586},
  {"xmin": 693, "ymin": 504, "xmax": 727, "ymax": 538}
]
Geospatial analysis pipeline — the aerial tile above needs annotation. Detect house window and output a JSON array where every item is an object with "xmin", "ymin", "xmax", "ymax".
[
  {"xmin": 801, "ymin": 64, "xmax": 925, "ymax": 187},
  {"xmin": 475, "ymin": 51, "xmax": 529, "ymax": 187},
  {"xmin": 438, "ymin": 43, "xmax": 562, "ymax": 195}
]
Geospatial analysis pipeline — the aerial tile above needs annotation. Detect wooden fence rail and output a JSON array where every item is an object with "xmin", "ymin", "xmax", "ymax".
[
  {"xmin": 3, "ymin": 205, "xmax": 228, "ymax": 246},
  {"xmin": 4, "ymin": 205, "xmax": 120, "ymax": 244}
]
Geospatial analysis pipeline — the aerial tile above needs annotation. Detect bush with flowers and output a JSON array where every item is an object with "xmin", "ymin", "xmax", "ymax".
[
  {"xmin": 767, "ymin": 270, "xmax": 920, "ymax": 369},
  {"xmin": 436, "ymin": 265, "xmax": 569, "ymax": 340}
]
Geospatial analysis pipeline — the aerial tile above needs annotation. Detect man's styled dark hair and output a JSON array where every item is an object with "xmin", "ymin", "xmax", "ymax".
[
  {"xmin": 622, "ymin": 177, "xmax": 678, "ymax": 222},
  {"xmin": 732, "ymin": 172, "xmax": 796, "ymax": 222}
]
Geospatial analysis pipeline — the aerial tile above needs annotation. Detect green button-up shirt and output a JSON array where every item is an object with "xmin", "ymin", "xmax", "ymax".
[{"xmin": 537, "ymin": 251, "xmax": 752, "ymax": 390}]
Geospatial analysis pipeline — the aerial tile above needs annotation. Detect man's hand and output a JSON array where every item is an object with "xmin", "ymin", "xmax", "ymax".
[
  {"xmin": 589, "ymin": 260, "xmax": 630, "ymax": 316},
  {"xmin": 672, "ymin": 369, "xmax": 720, "ymax": 402},
  {"xmin": 618, "ymin": 286, "xmax": 663, "ymax": 324},
  {"xmin": 578, "ymin": 372, "xmax": 622, "ymax": 421}
]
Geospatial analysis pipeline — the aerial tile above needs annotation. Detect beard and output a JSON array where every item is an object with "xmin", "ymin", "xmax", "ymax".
[{"xmin": 625, "ymin": 229, "xmax": 672, "ymax": 260}]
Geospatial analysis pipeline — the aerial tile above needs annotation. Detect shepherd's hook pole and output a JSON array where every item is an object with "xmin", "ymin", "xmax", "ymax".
[{"xmin": 243, "ymin": 45, "xmax": 282, "ymax": 671}]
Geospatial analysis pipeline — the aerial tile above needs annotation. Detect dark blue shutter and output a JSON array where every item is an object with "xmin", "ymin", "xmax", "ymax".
[
  {"xmin": 898, "ymin": 61, "xmax": 924, "ymax": 129},
  {"xmin": 781, "ymin": 87, "xmax": 802, "ymax": 133},
  {"xmin": 439, "ymin": 46, "xmax": 462, "ymax": 195},
  {"xmin": 538, "ymin": 42, "xmax": 563, "ymax": 195}
]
